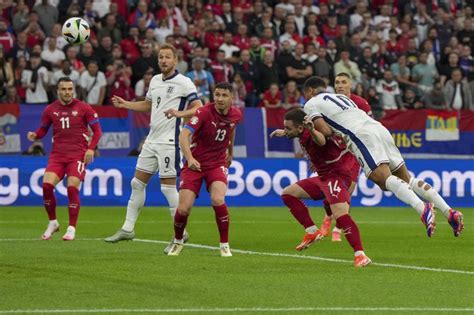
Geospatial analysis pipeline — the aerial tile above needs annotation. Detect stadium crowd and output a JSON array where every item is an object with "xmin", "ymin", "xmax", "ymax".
[{"xmin": 0, "ymin": 0, "xmax": 473, "ymax": 119}]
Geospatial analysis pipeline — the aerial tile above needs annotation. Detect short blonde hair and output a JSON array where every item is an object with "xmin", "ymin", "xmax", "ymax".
[{"xmin": 159, "ymin": 43, "xmax": 178, "ymax": 58}]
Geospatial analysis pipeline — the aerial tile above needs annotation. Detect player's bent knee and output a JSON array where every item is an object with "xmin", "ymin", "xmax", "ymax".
[
  {"xmin": 131, "ymin": 177, "xmax": 146, "ymax": 191},
  {"xmin": 210, "ymin": 195, "xmax": 225, "ymax": 206}
]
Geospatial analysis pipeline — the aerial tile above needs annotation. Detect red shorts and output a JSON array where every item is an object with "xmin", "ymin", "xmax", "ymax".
[
  {"xmin": 296, "ymin": 174, "xmax": 352, "ymax": 205},
  {"xmin": 45, "ymin": 157, "xmax": 87, "ymax": 181},
  {"xmin": 179, "ymin": 165, "xmax": 228, "ymax": 196}
]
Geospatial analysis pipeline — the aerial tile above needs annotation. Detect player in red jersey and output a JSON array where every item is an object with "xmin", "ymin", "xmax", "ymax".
[
  {"xmin": 318, "ymin": 72, "xmax": 374, "ymax": 241},
  {"xmin": 167, "ymin": 82, "xmax": 243, "ymax": 257},
  {"xmin": 27, "ymin": 77, "xmax": 102, "ymax": 241},
  {"xmin": 271, "ymin": 109, "xmax": 371, "ymax": 267}
]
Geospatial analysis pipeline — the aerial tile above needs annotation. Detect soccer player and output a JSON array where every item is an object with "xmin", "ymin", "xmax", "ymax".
[
  {"xmin": 303, "ymin": 76, "xmax": 464, "ymax": 238},
  {"xmin": 271, "ymin": 109, "xmax": 371, "ymax": 267},
  {"xmin": 27, "ymin": 77, "xmax": 102, "ymax": 241},
  {"xmin": 167, "ymin": 82, "xmax": 243, "ymax": 257},
  {"xmin": 320, "ymin": 72, "xmax": 373, "ymax": 240},
  {"xmin": 105, "ymin": 44, "xmax": 203, "ymax": 253}
]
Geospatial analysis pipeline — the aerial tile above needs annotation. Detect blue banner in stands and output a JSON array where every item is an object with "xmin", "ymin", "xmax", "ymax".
[{"xmin": 1, "ymin": 156, "xmax": 471, "ymax": 208}]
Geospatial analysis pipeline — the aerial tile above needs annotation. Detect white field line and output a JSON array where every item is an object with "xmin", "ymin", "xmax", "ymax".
[
  {"xmin": 1, "ymin": 237, "xmax": 471, "ymax": 275},
  {"xmin": 0, "ymin": 307, "xmax": 474, "ymax": 313}
]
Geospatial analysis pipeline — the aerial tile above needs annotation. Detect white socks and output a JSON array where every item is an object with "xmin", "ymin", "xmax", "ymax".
[
  {"xmin": 161, "ymin": 184, "xmax": 179, "ymax": 218},
  {"xmin": 409, "ymin": 177, "xmax": 451, "ymax": 217},
  {"xmin": 305, "ymin": 225, "xmax": 318, "ymax": 234},
  {"xmin": 385, "ymin": 175, "xmax": 425, "ymax": 215},
  {"xmin": 122, "ymin": 177, "xmax": 147, "ymax": 232}
]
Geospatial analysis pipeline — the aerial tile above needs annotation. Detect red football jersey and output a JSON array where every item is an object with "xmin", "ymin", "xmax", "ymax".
[
  {"xmin": 299, "ymin": 129, "xmax": 358, "ymax": 179},
  {"xmin": 39, "ymin": 99, "xmax": 99, "ymax": 159},
  {"xmin": 184, "ymin": 103, "xmax": 242, "ymax": 170},
  {"xmin": 350, "ymin": 94, "xmax": 373, "ymax": 116}
]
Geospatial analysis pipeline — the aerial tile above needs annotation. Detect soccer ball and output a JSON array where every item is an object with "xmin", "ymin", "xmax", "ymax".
[{"xmin": 62, "ymin": 17, "xmax": 90, "ymax": 45}]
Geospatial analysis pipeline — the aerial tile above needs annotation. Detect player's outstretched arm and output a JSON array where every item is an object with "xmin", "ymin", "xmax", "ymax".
[
  {"xmin": 304, "ymin": 116, "xmax": 329, "ymax": 146},
  {"xmin": 111, "ymin": 95, "xmax": 151, "ymax": 112},
  {"xmin": 179, "ymin": 127, "xmax": 201, "ymax": 172},
  {"xmin": 164, "ymin": 99, "xmax": 203, "ymax": 119},
  {"xmin": 269, "ymin": 129, "xmax": 286, "ymax": 138}
]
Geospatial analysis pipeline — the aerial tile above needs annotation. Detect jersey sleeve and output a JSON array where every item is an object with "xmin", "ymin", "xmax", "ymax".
[
  {"xmin": 35, "ymin": 106, "xmax": 52, "ymax": 139},
  {"xmin": 303, "ymin": 99, "xmax": 322, "ymax": 120},
  {"xmin": 84, "ymin": 103, "xmax": 99, "ymax": 126},
  {"xmin": 183, "ymin": 78, "xmax": 199, "ymax": 105},
  {"xmin": 145, "ymin": 78, "xmax": 153, "ymax": 102},
  {"xmin": 184, "ymin": 108, "xmax": 207, "ymax": 134}
]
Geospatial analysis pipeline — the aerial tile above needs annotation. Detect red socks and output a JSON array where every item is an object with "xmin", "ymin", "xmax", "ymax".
[
  {"xmin": 336, "ymin": 214, "xmax": 363, "ymax": 252},
  {"xmin": 67, "ymin": 186, "xmax": 80, "ymax": 227},
  {"xmin": 42, "ymin": 183, "xmax": 57, "ymax": 220},
  {"xmin": 282, "ymin": 194, "xmax": 315, "ymax": 229},
  {"xmin": 213, "ymin": 204, "xmax": 230, "ymax": 243},
  {"xmin": 323, "ymin": 199, "xmax": 332, "ymax": 217},
  {"xmin": 174, "ymin": 210, "xmax": 189, "ymax": 240}
]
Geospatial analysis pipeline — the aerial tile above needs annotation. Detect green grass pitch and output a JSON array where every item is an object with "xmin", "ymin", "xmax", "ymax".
[{"xmin": 1, "ymin": 206, "xmax": 473, "ymax": 314}]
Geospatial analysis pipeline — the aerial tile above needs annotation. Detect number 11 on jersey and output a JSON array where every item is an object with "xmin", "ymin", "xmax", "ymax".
[{"xmin": 60, "ymin": 117, "xmax": 70, "ymax": 129}]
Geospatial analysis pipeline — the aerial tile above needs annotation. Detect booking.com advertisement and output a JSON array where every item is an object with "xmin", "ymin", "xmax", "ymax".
[{"xmin": 0, "ymin": 156, "xmax": 472, "ymax": 207}]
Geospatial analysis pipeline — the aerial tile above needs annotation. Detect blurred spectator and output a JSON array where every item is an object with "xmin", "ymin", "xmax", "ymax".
[
  {"xmin": 279, "ymin": 22, "xmax": 301, "ymax": 49},
  {"xmin": 220, "ymin": 2, "xmax": 233, "ymax": 31},
  {"xmin": 96, "ymin": 35, "xmax": 114, "ymax": 70},
  {"xmin": 444, "ymin": 68, "xmax": 473, "ymax": 111},
  {"xmin": 0, "ymin": 45, "xmax": 13, "ymax": 98},
  {"xmin": 282, "ymin": 80, "xmax": 301, "ymax": 109},
  {"xmin": 286, "ymin": 43, "xmax": 312, "ymax": 87},
  {"xmin": 302, "ymin": 43, "xmax": 318, "ymax": 66},
  {"xmin": 176, "ymin": 49, "xmax": 188, "ymax": 74},
  {"xmin": 156, "ymin": 0, "xmax": 187, "ymax": 34},
  {"xmin": 424, "ymin": 81, "xmax": 447, "ymax": 110},
  {"xmin": 131, "ymin": 41, "xmax": 158, "ymax": 84},
  {"xmin": 79, "ymin": 60, "xmax": 106, "ymax": 105},
  {"xmin": 98, "ymin": 13, "xmax": 122, "ymax": 44},
  {"xmin": 210, "ymin": 50, "xmax": 233, "ymax": 83},
  {"xmin": 257, "ymin": 50, "xmax": 279, "ymax": 95},
  {"xmin": 120, "ymin": 26, "xmax": 141, "ymax": 65},
  {"xmin": 83, "ymin": 0, "xmax": 100, "ymax": 32},
  {"xmin": 459, "ymin": 45, "xmax": 473, "ymax": 82},
  {"xmin": 232, "ymin": 72, "xmax": 247, "ymax": 108},
  {"xmin": 234, "ymin": 49, "xmax": 258, "ymax": 107},
  {"xmin": 303, "ymin": 25, "xmax": 325, "ymax": 49},
  {"xmin": 249, "ymin": 36, "xmax": 265, "ymax": 65},
  {"xmin": 391, "ymin": 54, "xmax": 416, "ymax": 92},
  {"xmin": 186, "ymin": 57, "xmax": 215, "ymax": 103},
  {"xmin": 456, "ymin": 17, "xmax": 473, "ymax": 49},
  {"xmin": 134, "ymin": 68, "xmax": 153, "ymax": 101},
  {"xmin": 106, "ymin": 60, "xmax": 133, "ymax": 104},
  {"xmin": 354, "ymin": 83, "xmax": 365, "ymax": 98},
  {"xmin": 92, "ymin": 0, "xmax": 112, "ymax": 18},
  {"xmin": 107, "ymin": 2, "xmax": 127, "ymax": 36},
  {"xmin": 78, "ymin": 42, "xmax": 100, "ymax": 68},
  {"xmin": 21, "ymin": 53, "xmax": 48, "ymax": 104},
  {"xmin": 0, "ymin": 19, "xmax": 15, "ymax": 56},
  {"xmin": 412, "ymin": 51, "xmax": 439, "ymax": 93},
  {"xmin": 359, "ymin": 47, "xmax": 381, "ymax": 89},
  {"xmin": 1, "ymin": 85, "xmax": 21, "ymax": 103},
  {"xmin": 367, "ymin": 86, "xmax": 384, "ymax": 120},
  {"xmin": 12, "ymin": 0, "xmax": 30, "ymax": 35},
  {"xmin": 440, "ymin": 52, "xmax": 461, "ymax": 86},
  {"xmin": 51, "ymin": 59, "xmax": 80, "ymax": 97},
  {"xmin": 313, "ymin": 47, "xmax": 333, "ymax": 82},
  {"xmin": 219, "ymin": 31, "xmax": 240, "ymax": 62},
  {"xmin": 155, "ymin": 18, "xmax": 172, "ymax": 45},
  {"xmin": 402, "ymin": 87, "xmax": 424, "ymax": 109},
  {"xmin": 375, "ymin": 70, "xmax": 404, "ymax": 110},
  {"xmin": 260, "ymin": 27, "xmax": 278, "ymax": 59},
  {"xmin": 262, "ymin": 83, "xmax": 282, "ymax": 109},
  {"xmin": 255, "ymin": 9, "xmax": 277, "ymax": 38},
  {"xmin": 233, "ymin": 24, "xmax": 251, "ymax": 51},
  {"xmin": 335, "ymin": 24, "xmax": 350, "ymax": 51},
  {"xmin": 65, "ymin": 46, "xmax": 85, "ymax": 74},
  {"xmin": 40, "ymin": 37, "xmax": 65, "ymax": 72},
  {"xmin": 204, "ymin": 21, "xmax": 224, "ymax": 60},
  {"xmin": 334, "ymin": 50, "xmax": 361, "ymax": 84},
  {"xmin": 227, "ymin": 7, "xmax": 245, "ymax": 34},
  {"xmin": 128, "ymin": 0, "xmax": 156, "ymax": 28},
  {"xmin": 13, "ymin": 56, "xmax": 27, "ymax": 102},
  {"xmin": 322, "ymin": 13, "xmax": 340, "ymax": 42},
  {"xmin": 42, "ymin": 24, "xmax": 68, "ymax": 51},
  {"xmin": 33, "ymin": 0, "xmax": 58, "ymax": 37}
]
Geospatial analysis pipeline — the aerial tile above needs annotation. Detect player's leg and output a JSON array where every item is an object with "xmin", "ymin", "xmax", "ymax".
[
  {"xmin": 105, "ymin": 144, "xmax": 157, "ymax": 242},
  {"xmin": 282, "ymin": 178, "xmax": 324, "ymax": 251},
  {"xmin": 323, "ymin": 181, "xmax": 356, "ymax": 240},
  {"xmin": 62, "ymin": 175, "xmax": 82, "ymax": 241},
  {"xmin": 209, "ymin": 180, "xmax": 232, "ymax": 257},
  {"xmin": 394, "ymin": 164, "xmax": 463, "ymax": 237},
  {"xmin": 41, "ymin": 170, "xmax": 62, "ymax": 240},
  {"xmin": 167, "ymin": 189, "xmax": 197, "ymax": 256}
]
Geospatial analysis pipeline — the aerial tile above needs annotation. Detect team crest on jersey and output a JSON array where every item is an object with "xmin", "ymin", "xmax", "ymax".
[
  {"xmin": 230, "ymin": 123, "xmax": 235, "ymax": 128},
  {"xmin": 94, "ymin": 113, "xmax": 98, "ymax": 118},
  {"xmin": 72, "ymin": 111, "xmax": 78, "ymax": 116},
  {"xmin": 166, "ymin": 86, "xmax": 174, "ymax": 98},
  {"xmin": 190, "ymin": 116, "xmax": 199, "ymax": 125}
]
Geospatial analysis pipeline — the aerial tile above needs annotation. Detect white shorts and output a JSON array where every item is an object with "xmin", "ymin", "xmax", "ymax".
[
  {"xmin": 350, "ymin": 124, "xmax": 405, "ymax": 177},
  {"xmin": 136, "ymin": 142, "xmax": 182, "ymax": 178}
]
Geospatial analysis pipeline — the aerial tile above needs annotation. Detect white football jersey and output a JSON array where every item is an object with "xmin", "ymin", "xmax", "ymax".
[
  {"xmin": 304, "ymin": 92, "xmax": 378, "ymax": 137},
  {"xmin": 145, "ymin": 71, "xmax": 199, "ymax": 145}
]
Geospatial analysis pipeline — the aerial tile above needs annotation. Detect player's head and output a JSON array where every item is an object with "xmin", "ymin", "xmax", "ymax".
[
  {"xmin": 335, "ymin": 72, "xmax": 352, "ymax": 96},
  {"xmin": 283, "ymin": 108, "xmax": 306, "ymax": 138},
  {"xmin": 213, "ymin": 82, "xmax": 234, "ymax": 114},
  {"xmin": 158, "ymin": 43, "xmax": 178, "ymax": 76},
  {"xmin": 303, "ymin": 76, "xmax": 326, "ymax": 101},
  {"xmin": 57, "ymin": 77, "xmax": 74, "ymax": 104}
]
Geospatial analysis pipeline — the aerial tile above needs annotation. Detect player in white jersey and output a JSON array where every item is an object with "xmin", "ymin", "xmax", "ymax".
[
  {"xmin": 105, "ymin": 44, "xmax": 203, "ymax": 253},
  {"xmin": 302, "ymin": 76, "xmax": 464, "ymax": 238}
]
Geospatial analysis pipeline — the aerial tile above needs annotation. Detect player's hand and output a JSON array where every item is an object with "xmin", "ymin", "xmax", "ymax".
[
  {"xmin": 303, "ymin": 116, "xmax": 315, "ymax": 130},
  {"xmin": 84, "ymin": 149, "xmax": 95, "ymax": 165},
  {"xmin": 164, "ymin": 108, "xmax": 181, "ymax": 119},
  {"xmin": 269, "ymin": 129, "xmax": 286, "ymax": 138},
  {"xmin": 111, "ymin": 95, "xmax": 127, "ymax": 108},
  {"xmin": 226, "ymin": 153, "xmax": 233, "ymax": 167},
  {"xmin": 188, "ymin": 158, "xmax": 201, "ymax": 172},
  {"xmin": 27, "ymin": 131, "xmax": 37, "ymax": 141}
]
